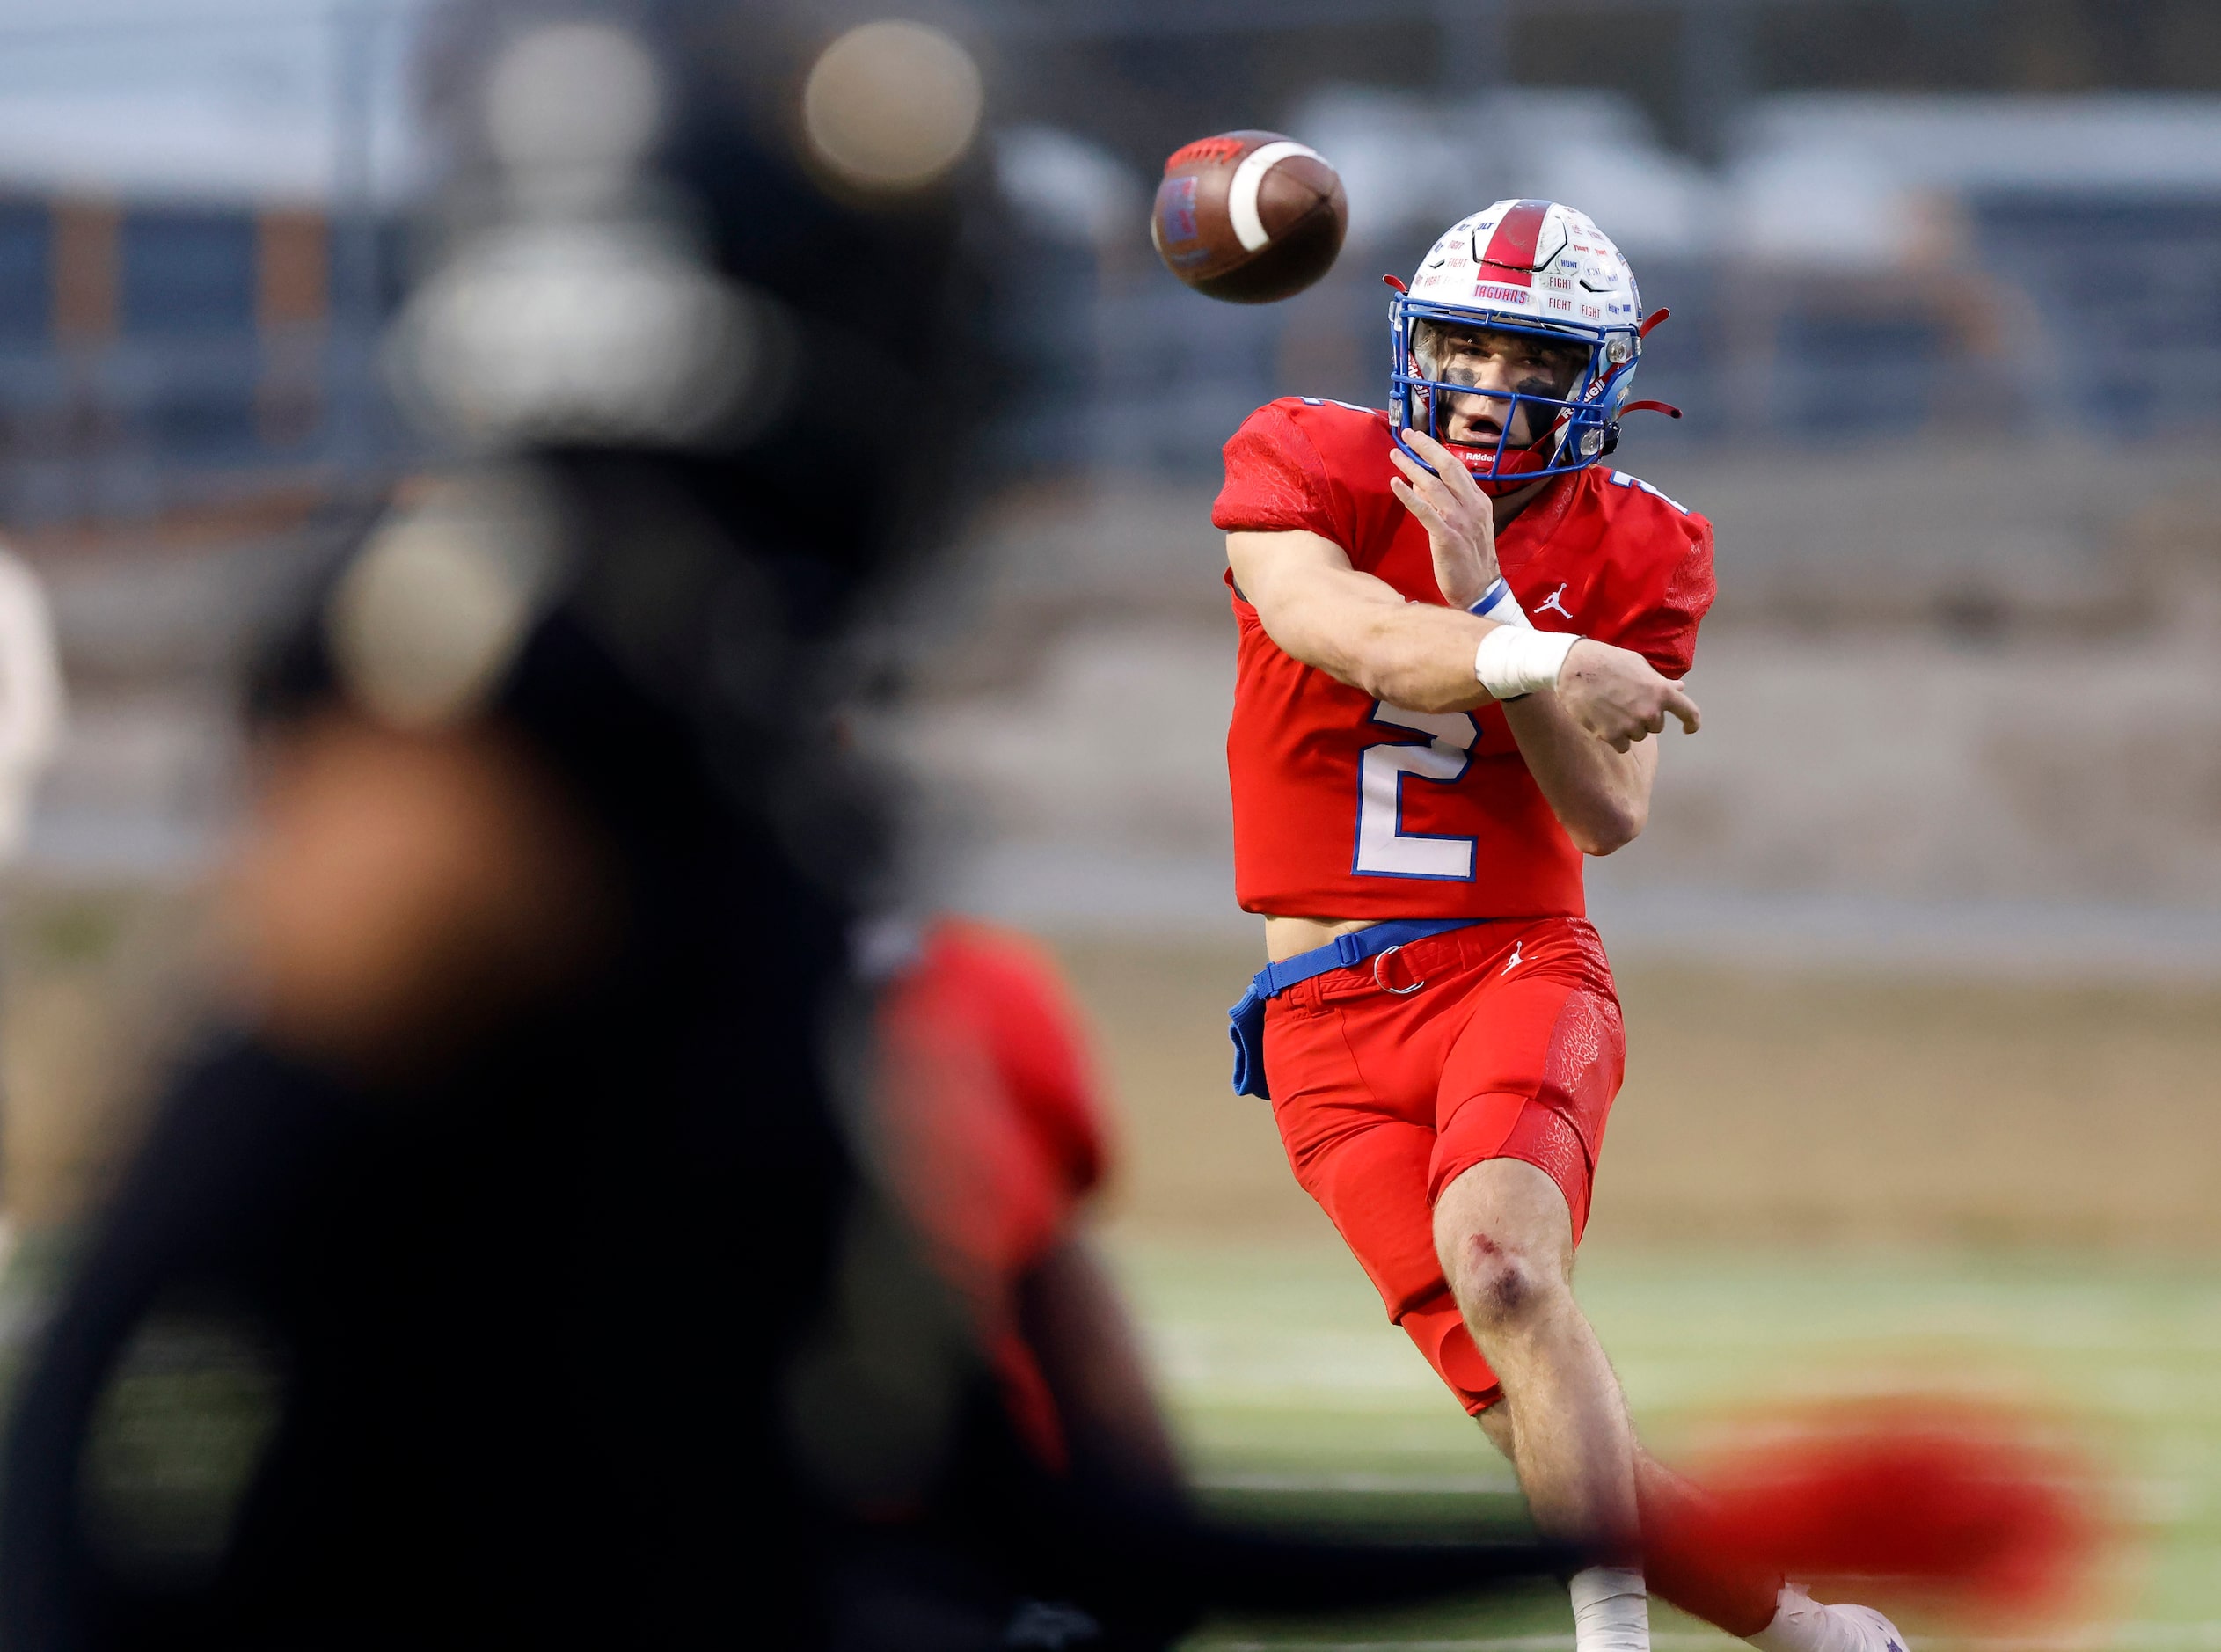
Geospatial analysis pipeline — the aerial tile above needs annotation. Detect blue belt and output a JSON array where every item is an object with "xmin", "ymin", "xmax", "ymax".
[{"xmin": 1226, "ymin": 918, "xmax": 1480, "ymax": 1100}]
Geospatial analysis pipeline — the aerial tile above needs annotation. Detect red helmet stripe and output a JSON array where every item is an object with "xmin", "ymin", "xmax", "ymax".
[{"xmin": 1476, "ymin": 199, "xmax": 1552, "ymax": 289}]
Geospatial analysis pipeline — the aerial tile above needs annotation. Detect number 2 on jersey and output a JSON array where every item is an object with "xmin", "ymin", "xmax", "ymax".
[{"xmin": 1354, "ymin": 703, "xmax": 1478, "ymax": 880}]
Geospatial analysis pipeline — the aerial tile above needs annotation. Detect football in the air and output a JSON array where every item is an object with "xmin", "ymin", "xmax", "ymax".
[{"xmin": 1151, "ymin": 130, "xmax": 1347, "ymax": 303}]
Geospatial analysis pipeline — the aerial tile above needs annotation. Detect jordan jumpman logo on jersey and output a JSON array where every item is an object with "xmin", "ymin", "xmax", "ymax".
[{"xmin": 1537, "ymin": 583, "xmax": 1574, "ymax": 620}]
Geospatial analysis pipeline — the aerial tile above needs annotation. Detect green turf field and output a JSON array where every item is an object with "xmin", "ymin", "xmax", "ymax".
[{"xmin": 1110, "ymin": 1238, "xmax": 2221, "ymax": 1652}]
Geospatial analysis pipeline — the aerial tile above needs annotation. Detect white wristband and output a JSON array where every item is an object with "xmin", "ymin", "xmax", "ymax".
[
  {"xmin": 1569, "ymin": 1567, "xmax": 1649, "ymax": 1652},
  {"xmin": 1467, "ymin": 578, "xmax": 1531, "ymax": 628},
  {"xmin": 1475, "ymin": 625, "xmax": 1579, "ymax": 700}
]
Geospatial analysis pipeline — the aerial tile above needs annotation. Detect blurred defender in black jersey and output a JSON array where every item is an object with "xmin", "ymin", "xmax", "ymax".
[{"xmin": 0, "ymin": 8, "xmax": 1557, "ymax": 1649}]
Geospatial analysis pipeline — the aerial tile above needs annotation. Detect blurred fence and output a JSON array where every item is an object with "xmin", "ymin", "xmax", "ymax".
[
  {"xmin": 0, "ymin": 333, "xmax": 388, "ymax": 530},
  {"xmin": 994, "ymin": 183, "xmax": 2221, "ymax": 476},
  {"xmin": 0, "ymin": 0, "xmax": 423, "ymax": 537},
  {"xmin": 4, "ymin": 6, "xmax": 2220, "ymax": 521}
]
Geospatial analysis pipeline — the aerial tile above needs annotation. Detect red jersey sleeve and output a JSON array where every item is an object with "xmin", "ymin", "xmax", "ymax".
[
  {"xmin": 1613, "ymin": 513, "xmax": 1715, "ymax": 680},
  {"xmin": 870, "ymin": 917, "xmax": 1114, "ymax": 1475},
  {"xmin": 871, "ymin": 918, "xmax": 1110, "ymax": 1300},
  {"xmin": 1212, "ymin": 400, "xmax": 1354, "ymax": 545},
  {"xmin": 936, "ymin": 918, "xmax": 1108, "ymax": 1208}
]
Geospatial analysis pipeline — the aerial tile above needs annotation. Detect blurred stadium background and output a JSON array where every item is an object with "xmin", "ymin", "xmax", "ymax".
[{"xmin": 0, "ymin": 0, "xmax": 2218, "ymax": 1643}]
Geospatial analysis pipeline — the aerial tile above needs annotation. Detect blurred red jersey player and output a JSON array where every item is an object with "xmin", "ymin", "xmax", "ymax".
[
  {"xmin": 1215, "ymin": 198, "xmax": 1904, "ymax": 1652},
  {"xmin": 869, "ymin": 917, "xmax": 1178, "ymax": 1492}
]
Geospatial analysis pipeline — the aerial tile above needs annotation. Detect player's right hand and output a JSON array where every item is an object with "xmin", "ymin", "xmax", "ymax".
[
  {"xmin": 1557, "ymin": 639, "xmax": 1700, "ymax": 751},
  {"xmin": 1389, "ymin": 428, "xmax": 1501, "ymax": 610}
]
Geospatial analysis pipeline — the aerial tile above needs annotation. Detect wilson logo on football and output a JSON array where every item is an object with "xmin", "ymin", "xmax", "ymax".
[{"xmin": 1158, "ymin": 177, "xmax": 1201, "ymax": 247}]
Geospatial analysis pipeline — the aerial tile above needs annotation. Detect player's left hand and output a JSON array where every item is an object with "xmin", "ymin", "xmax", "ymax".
[
  {"xmin": 1559, "ymin": 639, "xmax": 1702, "ymax": 751},
  {"xmin": 1391, "ymin": 428, "xmax": 1498, "ymax": 610}
]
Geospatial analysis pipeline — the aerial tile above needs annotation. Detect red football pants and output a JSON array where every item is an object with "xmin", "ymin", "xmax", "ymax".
[{"xmin": 1261, "ymin": 917, "xmax": 1626, "ymax": 1414}]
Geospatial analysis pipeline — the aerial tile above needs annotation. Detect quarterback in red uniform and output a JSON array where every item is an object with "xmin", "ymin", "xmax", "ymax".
[{"xmin": 1216, "ymin": 200, "xmax": 1906, "ymax": 1652}]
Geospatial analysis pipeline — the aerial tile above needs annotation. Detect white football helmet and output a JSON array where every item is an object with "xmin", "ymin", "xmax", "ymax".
[{"xmin": 1391, "ymin": 198, "xmax": 1672, "ymax": 492}]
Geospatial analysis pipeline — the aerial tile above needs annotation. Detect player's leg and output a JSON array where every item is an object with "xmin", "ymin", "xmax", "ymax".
[
  {"xmin": 1435, "ymin": 1158, "xmax": 1636, "ymax": 1556},
  {"xmin": 1428, "ymin": 917, "xmax": 1641, "ymax": 1639},
  {"xmin": 1454, "ymin": 1219, "xmax": 1912, "ymax": 1652},
  {"xmin": 1268, "ymin": 931, "xmax": 1910, "ymax": 1651},
  {"xmin": 1439, "ymin": 1172, "xmax": 1910, "ymax": 1652},
  {"xmin": 1432, "ymin": 929, "xmax": 1910, "ymax": 1652},
  {"xmin": 1434, "ymin": 1157, "xmax": 1649, "ymax": 1652},
  {"xmin": 1475, "ymin": 1410, "xmax": 1775, "ymax": 1634},
  {"xmin": 1625, "ymin": 1444, "xmax": 1779, "ymax": 1634}
]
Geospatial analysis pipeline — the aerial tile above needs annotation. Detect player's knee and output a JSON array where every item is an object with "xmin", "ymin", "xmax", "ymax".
[{"xmin": 1448, "ymin": 1231, "xmax": 1561, "ymax": 1338}]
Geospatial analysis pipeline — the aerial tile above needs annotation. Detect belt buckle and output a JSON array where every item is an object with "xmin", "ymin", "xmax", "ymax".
[{"xmin": 1371, "ymin": 943, "xmax": 1425, "ymax": 996}]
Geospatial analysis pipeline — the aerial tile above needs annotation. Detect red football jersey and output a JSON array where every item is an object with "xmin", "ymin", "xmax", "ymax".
[
  {"xmin": 1213, "ymin": 398, "xmax": 1714, "ymax": 921},
  {"xmin": 874, "ymin": 917, "xmax": 1108, "ymax": 1298},
  {"xmin": 873, "ymin": 917, "xmax": 1111, "ymax": 1469}
]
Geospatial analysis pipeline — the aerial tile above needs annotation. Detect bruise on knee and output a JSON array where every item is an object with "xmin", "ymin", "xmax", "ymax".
[{"xmin": 1450, "ymin": 1230, "xmax": 1553, "ymax": 1335}]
